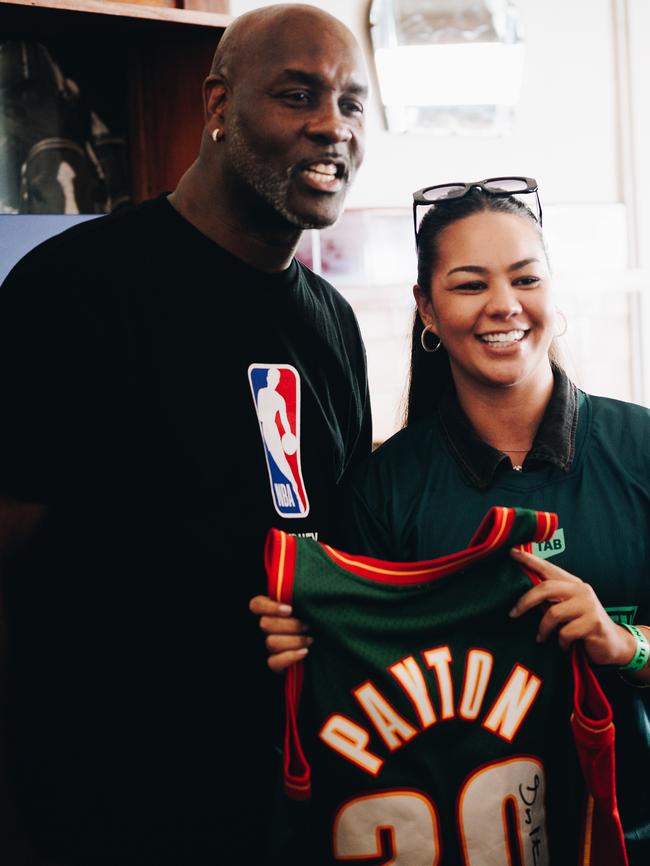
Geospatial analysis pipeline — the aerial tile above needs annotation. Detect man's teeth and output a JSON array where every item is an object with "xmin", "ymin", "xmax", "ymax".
[
  {"xmin": 479, "ymin": 330, "xmax": 526, "ymax": 343},
  {"xmin": 304, "ymin": 163, "xmax": 338, "ymax": 181}
]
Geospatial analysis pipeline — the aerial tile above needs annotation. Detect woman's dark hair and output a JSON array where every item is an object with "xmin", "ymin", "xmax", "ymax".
[{"xmin": 404, "ymin": 188, "xmax": 550, "ymax": 427}]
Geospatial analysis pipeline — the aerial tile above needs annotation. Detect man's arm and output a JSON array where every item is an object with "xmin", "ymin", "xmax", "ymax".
[{"xmin": 0, "ymin": 496, "xmax": 47, "ymax": 865}]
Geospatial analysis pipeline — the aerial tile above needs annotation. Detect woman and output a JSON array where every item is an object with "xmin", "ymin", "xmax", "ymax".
[{"xmin": 252, "ymin": 181, "xmax": 650, "ymax": 863}]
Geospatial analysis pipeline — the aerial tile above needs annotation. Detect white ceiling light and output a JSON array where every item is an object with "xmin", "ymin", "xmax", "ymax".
[
  {"xmin": 374, "ymin": 42, "xmax": 524, "ymax": 107},
  {"xmin": 369, "ymin": 0, "xmax": 526, "ymax": 135}
]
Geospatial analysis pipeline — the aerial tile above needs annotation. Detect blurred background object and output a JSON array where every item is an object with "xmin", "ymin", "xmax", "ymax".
[{"xmin": 0, "ymin": 40, "xmax": 131, "ymax": 215}]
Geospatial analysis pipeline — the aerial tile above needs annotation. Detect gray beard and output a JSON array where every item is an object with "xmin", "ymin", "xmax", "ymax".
[{"xmin": 226, "ymin": 119, "xmax": 340, "ymax": 230}]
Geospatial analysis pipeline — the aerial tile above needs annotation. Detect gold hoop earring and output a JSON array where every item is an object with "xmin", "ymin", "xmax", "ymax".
[
  {"xmin": 554, "ymin": 309, "xmax": 567, "ymax": 338},
  {"xmin": 420, "ymin": 326, "xmax": 441, "ymax": 353}
]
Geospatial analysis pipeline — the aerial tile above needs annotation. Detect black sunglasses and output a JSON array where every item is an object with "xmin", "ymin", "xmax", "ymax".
[{"xmin": 412, "ymin": 176, "xmax": 542, "ymax": 248}]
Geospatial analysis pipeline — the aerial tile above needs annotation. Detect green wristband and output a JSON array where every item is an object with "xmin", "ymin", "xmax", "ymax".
[{"xmin": 618, "ymin": 623, "xmax": 650, "ymax": 673}]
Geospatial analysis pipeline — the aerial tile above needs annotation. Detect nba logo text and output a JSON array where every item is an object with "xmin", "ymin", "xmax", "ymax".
[{"xmin": 248, "ymin": 363, "xmax": 310, "ymax": 518}]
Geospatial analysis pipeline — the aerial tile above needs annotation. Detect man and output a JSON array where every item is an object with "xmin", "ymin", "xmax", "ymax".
[{"xmin": 0, "ymin": 5, "xmax": 371, "ymax": 863}]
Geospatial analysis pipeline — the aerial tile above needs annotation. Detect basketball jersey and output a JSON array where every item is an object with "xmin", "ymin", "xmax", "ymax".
[{"xmin": 265, "ymin": 506, "xmax": 628, "ymax": 866}]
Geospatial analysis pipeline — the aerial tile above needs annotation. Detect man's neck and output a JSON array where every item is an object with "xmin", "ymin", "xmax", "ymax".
[{"xmin": 168, "ymin": 166, "xmax": 302, "ymax": 273}]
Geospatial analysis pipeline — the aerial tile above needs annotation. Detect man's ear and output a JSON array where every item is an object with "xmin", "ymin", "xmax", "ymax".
[
  {"xmin": 412, "ymin": 284, "xmax": 438, "ymax": 334},
  {"xmin": 203, "ymin": 74, "xmax": 229, "ymax": 128}
]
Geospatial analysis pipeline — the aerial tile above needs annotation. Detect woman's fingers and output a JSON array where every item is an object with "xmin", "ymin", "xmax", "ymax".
[
  {"xmin": 249, "ymin": 594, "xmax": 309, "ymax": 634},
  {"xmin": 267, "ymin": 647, "xmax": 310, "ymax": 674},
  {"xmin": 509, "ymin": 549, "xmax": 590, "ymax": 620},
  {"xmin": 535, "ymin": 598, "xmax": 592, "ymax": 644},
  {"xmin": 249, "ymin": 594, "xmax": 293, "ymax": 616},
  {"xmin": 249, "ymin": 594, "xmax": 313, "ymax": 672},
  {"xmin": 510, "ymin": 547, "xmax": 581, "ymax": 583},
  {"xmin": 509, "ymin": 579, "xmax": 575, "ymax": 618},
  {"xmin": 509, "ymin": 551, "xmax": 637, "ymax": 666},
  {"xmin": 259, "ymin": 614, "xmax": 309, "ymax": 635},
  {"xmin": 266, "ymin": 633, "xmax": 314, "ymax": 672},
  {"xmin": 265, "ymin": 633, "xmax": 313, "ymax": 654}
]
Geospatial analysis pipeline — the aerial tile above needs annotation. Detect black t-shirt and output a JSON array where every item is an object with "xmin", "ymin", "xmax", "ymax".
[{"xmin": 0, "ymin": 196, "xmax": 372, "ymax": 864}]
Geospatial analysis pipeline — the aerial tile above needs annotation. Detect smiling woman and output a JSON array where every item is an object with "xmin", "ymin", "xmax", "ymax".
[
  {"xmin": 253, "ymin": 181, "xmax": 650, "ymax": 865},
  {"xmin": 410, "ymin": 190, "xmax": 556, "ymax": 466},
  {"xmin": 332, "ymin": 183, "xmax": 650, "ymax": 863}
]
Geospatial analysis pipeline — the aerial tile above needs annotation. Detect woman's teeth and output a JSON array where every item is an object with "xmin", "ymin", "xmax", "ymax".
[{"xmin": 479, "ymin": 330, "xmax": 526, "ymax": 343}]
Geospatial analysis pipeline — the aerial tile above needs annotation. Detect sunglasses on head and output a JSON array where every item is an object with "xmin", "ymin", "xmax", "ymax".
[{"xmin": 412, "ymin": 176, "xmax": 542, "ymax": 248}]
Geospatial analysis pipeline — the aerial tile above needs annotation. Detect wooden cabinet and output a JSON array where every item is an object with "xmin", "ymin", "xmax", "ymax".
[{"xmin": 0, "ymin": 0, "xmax": 233, "ymax": 203}]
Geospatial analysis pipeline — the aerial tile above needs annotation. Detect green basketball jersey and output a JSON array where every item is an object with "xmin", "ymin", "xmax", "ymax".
[{"xmin": 266, "ymin": 506, "xmax": 627, "ymax": 866}]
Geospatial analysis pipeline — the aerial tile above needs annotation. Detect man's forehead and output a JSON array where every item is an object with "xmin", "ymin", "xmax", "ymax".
[
  {"xmin": 245, "ymin": 14, "xmax": 364, "ymax": 68},
  {"xmin": 269, "ymin": 64, "xmax": 368, "ymax": 95},
  {"xmin": 224, "ymin": 9, "xmax": 368, "ymax": 95}
]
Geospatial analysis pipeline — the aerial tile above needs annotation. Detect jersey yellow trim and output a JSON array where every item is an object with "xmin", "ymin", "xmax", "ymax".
[
  {"xmin": 276, "ymin": 531, "xmax": 287, "ymax": 602},
  {"xmin": 581, "ymin": 795, "xmax": 594, "ymax": 866},
  {"xmin": 570, "ymin": 711, "xmax": 615, "ymax": 736},
  {"xmin": 491, "ymin": 506, "xmax": 509, "ymax": 547}
]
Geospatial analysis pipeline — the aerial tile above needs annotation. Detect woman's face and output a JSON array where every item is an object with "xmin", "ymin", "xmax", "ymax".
[{"xmin": 416, "ymin": 210, "xmax": 555, "ymax": 394}]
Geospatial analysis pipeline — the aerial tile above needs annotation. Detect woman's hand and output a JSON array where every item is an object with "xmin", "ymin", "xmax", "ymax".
[
  {"xmin": 249, "ymin": 595, "xmax": 313, "ymax": 673},
  {"xmin": 508, "ymin": 548, "xmax": 636, "ymax": 667}
]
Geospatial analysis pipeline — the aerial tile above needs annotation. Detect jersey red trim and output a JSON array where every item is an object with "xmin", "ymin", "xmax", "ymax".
[
  {"xmin": 265, "ymin": 527, "xmax": 297, "ymax": 604},
  {"xmin": 320, "ymin": 507, "xmax": 557, "ymax": 586},
  {"xmin": 515, "ymin": 513, "xmax": 560, "ymax": 586},
  {"xmin": 535, "ymin": 510, "xmax": 559, "ymax": 543},
  {"xmin": 570, "ymin": 646, "xmax": 628, "ymax": 865},
  {"xmin": 283, "ymin": 661, "xmax": 311, "ymax": 800},
  {"xmin": 264, "ymin": 528, "xmax": 310, "ymax": 798}
]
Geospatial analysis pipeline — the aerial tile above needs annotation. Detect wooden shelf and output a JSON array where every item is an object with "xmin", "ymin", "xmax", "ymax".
[
  {"xmin": 0, "ymin": 0, "xmax": 234, "ymax": 203},
  {"xmin": 0, "ymin": 0, "xmax": 231, "ymax": 27}
]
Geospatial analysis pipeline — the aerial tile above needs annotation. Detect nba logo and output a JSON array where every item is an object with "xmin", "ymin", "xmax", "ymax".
[{"xmin": 248, "ymin": 363, "xmax": 310, "ymax": 518}]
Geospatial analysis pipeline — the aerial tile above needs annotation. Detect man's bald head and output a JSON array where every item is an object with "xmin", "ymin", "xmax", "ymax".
[
  {"xmin": 192, "ymin": 2, "xmax": 367, "ymax": 238},
  {"xmin": 210, "ymin": 4, "xmax": 361, "ymax": 84}
]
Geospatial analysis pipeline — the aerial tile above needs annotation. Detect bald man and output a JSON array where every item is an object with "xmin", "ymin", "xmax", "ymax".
[
  {"xmin": 170, "ymin": 3, "xmax": 368, "ymax": 266},
  {"xmin": 0, "ymin": 5, "xmax": 371, "ymax": 863}
]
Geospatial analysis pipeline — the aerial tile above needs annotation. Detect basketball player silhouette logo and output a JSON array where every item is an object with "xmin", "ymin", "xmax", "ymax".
[{"xmin": 248, "ymin": 363, "xmax": 310, "ymax": 517}]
